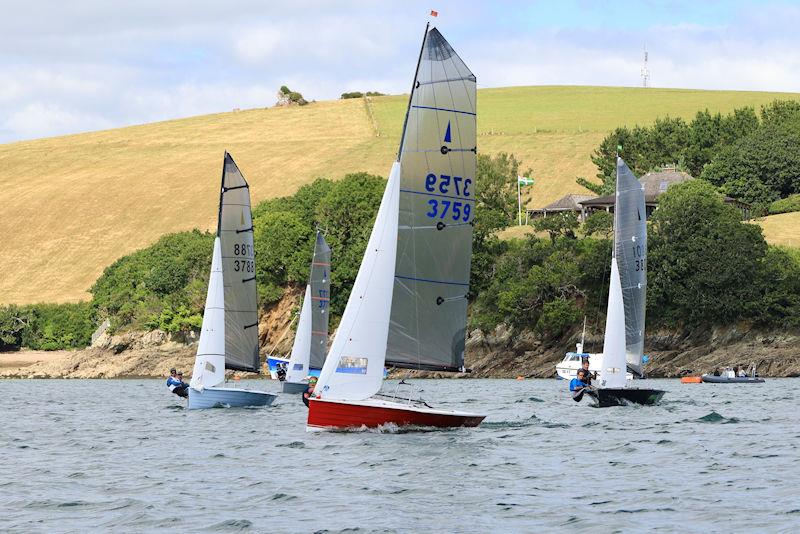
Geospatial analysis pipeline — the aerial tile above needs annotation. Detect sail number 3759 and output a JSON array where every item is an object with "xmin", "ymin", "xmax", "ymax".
[{"xmin": 425, "ymin": 173, "xmax": 472, "ymax": 223}]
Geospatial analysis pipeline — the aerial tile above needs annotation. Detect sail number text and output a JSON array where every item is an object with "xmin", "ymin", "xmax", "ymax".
[
  {"xmin": 233, "ymin": 260, "xmax": 254, "ymax": 273},
  {"xmin": 424, "ymin": 173, "xmax": 473, "ymax": 223},
  {"xmin": 233, "ymin": 243, "xmax": 252, "ymax": 256},
  {"xmin": 632, "ymin": 244, "xmax": 646, "ymax": 272}
]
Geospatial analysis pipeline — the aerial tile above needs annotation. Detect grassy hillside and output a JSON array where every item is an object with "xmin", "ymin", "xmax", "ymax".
[
  {"xmin": 756, "ymin": 212, "xmax": 800, "ymax": 247},
  {"xmin": 2, "ymin": 85, "xmax": 798, "ymax": 304}
]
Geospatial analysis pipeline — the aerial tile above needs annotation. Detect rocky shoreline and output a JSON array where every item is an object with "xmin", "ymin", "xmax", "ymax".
[{"xmin": 2, "ymin": 322, "xmax": 798, "ymax": 379}]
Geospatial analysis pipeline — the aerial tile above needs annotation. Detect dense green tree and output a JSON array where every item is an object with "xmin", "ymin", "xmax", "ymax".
[
  {"xmin": 20, "ymin": 302, "xmax": 96, "ymax": 350},
  {"xmin": 647, "ymin": 180, "xmax": 768, "ymax": 326},
  {"xmin": 582, "ymin": 210, "xmax": 613, "ymax": 238},
  {"xmin": 253, "ymin": 211, "xmax": 315, "ymax": 304},
  {"xmin": 531, "ymin": 213, "xmax": 578, "ymax": 243},
  {"xmin": 701, "ymin": 124, "xmax": 800, "ymax": 206},
  {"xmin": 0, "ymin": 305, "xmax": 31, "ymax": 350},
  {"xmin": 473, "ymin": 152, "xmax": 530, "ymax": 246},
  {"xmin": 90, "ymin": 230, "xmax": 213, "ymax": 330}
]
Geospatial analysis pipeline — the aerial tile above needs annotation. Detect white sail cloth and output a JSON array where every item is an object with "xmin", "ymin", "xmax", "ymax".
[
  {"xmin": 190, "ymin": 237, "xmax": 226, "ymax": 390},
  {"xmin": 313, "ymin": 162, "xmax": 401, "ymax": 401},
  {"xmin": 286, "ymin": 285, "xmax": 313, "ymax": 383}
]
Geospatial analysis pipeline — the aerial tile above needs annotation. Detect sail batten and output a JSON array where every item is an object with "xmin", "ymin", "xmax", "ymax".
[{"xmin": 386, "ymin": 27, "xmax": 476, "ymax": 371}]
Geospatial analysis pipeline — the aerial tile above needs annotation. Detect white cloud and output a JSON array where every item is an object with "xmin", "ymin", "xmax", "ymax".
[{"xmin": 0, "ymin": 1, "xmax": 798, "ymax": 142}]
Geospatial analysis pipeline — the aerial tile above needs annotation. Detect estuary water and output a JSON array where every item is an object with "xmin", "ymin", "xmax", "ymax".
[{"xmin": 1, "ymin": 378, "xmax": 798, "ymax": 533}]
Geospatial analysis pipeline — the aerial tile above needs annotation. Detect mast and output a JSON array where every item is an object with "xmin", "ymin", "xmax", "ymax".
[{"xmin": 396, "ymin": 22, "xmax": 430, "ymax": 161}]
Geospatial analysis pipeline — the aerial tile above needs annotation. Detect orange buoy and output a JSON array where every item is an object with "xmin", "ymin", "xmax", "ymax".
[
  {"xmin": 234, "ymin": 375, "xmax": 241, "ymax": 381},
  {"xmin": 516, "ymin": 376, "xmax": 525, "ymax": 380},
  {"xmin": 681, "ymin": 376, "xmax": 702, "ymax": 383}
]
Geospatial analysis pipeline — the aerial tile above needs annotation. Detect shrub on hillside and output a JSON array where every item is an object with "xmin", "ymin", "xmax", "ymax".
[
  {"xmin": 90, "ymin": 230, "xmax": 213, "ymax": 331},
  {"xmin": 769, "ymin": 194, "xmax": 800, "ymax": 215},
  {"xmin": 20, "ymin": 302, "xmax": 96, "ymax": 350}
]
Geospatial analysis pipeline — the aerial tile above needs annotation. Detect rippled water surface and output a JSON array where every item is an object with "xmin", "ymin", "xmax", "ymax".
[{"xmin": 2, "ymin": 378, "xmax": 798, "ymax": 532}]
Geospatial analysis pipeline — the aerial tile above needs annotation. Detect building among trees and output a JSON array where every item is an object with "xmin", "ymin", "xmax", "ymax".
[{"xmin": 529, "ymin": 167, "xmax": 750, "ymax": 222}]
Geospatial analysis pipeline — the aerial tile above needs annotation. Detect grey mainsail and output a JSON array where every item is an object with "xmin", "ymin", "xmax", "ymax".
[
  {"xmin": 386, "ymin": 27, "xmax": 477, "ymax": 372},
  {"xmin": 218, "ymin": 153, "xmax": 260, "ymax": 372},
  {"xmin": 614, "ymin": 157, "xmax": 647, "ymax": 377},
  {"xmin": 309, "ymin": 231, "xmax": 331, "ymax": 369}
]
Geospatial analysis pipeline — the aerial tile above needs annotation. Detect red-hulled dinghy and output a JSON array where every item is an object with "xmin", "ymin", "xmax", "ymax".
[{"xmin": 307, "ymin": 24, "xmax": 484, "ymax": 431}]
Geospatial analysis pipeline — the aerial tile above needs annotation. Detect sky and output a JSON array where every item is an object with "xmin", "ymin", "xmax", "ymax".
[{"xmin": 1, "ymin": 0, "xmax": 799, "ymax": 143}]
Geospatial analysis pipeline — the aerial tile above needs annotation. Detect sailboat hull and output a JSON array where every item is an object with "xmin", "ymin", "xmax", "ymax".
[
  {"xmin": 187, "ymin": 386, "xmax": 276, "ymax": 410},
  {"xmin": 586, "ymin": 388, "xmax": 665, "ymax": 408},
  {"xmin": 282, "ymin": 381, "xmax": 308, "ymax": 394},
  {"xmin": 307, "ymin": 397, "xmax": 485, "ymax": 432}
]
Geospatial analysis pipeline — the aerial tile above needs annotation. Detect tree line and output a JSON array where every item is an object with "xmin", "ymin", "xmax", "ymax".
[
  {"xmin": 582, "ymin": 100, "xmax": 800, "ymax": 214},
  {"xmin": 4, "ymin": 97, "xmax": 800, "ymax": 351}
]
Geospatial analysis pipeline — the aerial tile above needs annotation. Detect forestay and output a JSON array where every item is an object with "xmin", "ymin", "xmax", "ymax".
[
  {"xmin": 614, "ymin": 157, "xmax": 647, "ymax": 377},
  {"xmin": 218, "ymin": 153, "xmax": 260, "ymax": 372},
  {"xmin": 386, "ymin": 27, "xmax": 477, "ymax": 372}
]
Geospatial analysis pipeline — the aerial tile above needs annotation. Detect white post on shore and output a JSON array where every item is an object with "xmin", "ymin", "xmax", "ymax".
[{"xmin": 517, "ymin": 176, "xmax": 522, "ymax": 226}]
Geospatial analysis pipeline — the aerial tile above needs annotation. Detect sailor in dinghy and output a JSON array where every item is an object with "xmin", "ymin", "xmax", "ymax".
[{"xmin": 307, "ymin": 23, "xmax": 485, "ymax": 431}]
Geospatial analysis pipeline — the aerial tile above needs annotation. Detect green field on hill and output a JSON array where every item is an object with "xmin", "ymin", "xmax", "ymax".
[{"xmin": 2, "ymin": 85, "xmax": 798, "ymax": 304}]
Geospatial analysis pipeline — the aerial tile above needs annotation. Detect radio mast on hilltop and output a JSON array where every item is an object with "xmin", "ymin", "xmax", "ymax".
[{"xmin": 641, "ymin": 45, "xmax": 651, "ymax": 88}]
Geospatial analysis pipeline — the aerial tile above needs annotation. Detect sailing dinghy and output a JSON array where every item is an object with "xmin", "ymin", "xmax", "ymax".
[
  {"xmin": 584, "ymin": 157, "xmax": 664, "ymax": 408},
  {"xmin": 188, "ymin": 153, "xmax": 277, "ymax": 409},
  {"xmin": 307, "ymin": 24, "xmax": 485, "ymax": 431},
  {"xmin": 283, "ymin": 231, "xmax": 331, "ymax": 393}
]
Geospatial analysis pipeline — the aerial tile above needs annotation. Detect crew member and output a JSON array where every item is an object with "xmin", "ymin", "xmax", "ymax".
[
  {"xmin": 167, "ymin": 368, "xmax": 188, "ymax": 398},
  {"xmin": 580, "ymin": 358, "xmax": 596, "ymax": 385},
  {"xmin": 302, "ymin": 376, "xmax": 318, "ymax": 408},
  {"xmin": 569, "ymin": 369, "xmax": 591, "ymax": 393}
]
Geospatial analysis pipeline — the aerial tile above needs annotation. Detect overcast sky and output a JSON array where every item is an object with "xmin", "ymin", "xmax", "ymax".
[{"xmin": 1, "ymin": 0, "xmax": 799, "ymax": 143}]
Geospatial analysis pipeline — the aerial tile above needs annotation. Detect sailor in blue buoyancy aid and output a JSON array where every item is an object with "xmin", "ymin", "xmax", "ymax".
[
  {"xmin": 569, "ymin": 369, "xmax": 593, "ymax": 402},
  {"xmin": 167, "ymin": 368, "xmax": 189, "ymax": 398}
]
